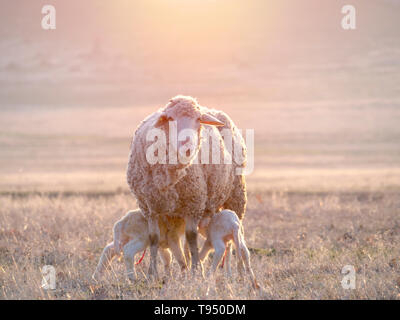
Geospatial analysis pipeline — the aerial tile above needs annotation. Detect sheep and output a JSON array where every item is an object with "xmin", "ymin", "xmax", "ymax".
[
  {"xmin": 126, "ymin": 95, "xmax": 247, "ymax": 277},
  {"xmin": 92, "ymin": 209, "xmax": 189, "ymax": 282},
  {"xmin": 198, "ymin": 209, "xmax": 259, "ymax": 290}
]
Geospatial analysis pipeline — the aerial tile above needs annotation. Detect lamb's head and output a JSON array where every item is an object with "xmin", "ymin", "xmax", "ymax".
[
  {"xmin": 198, "ymin": 216, "xmax": 211, "ymax": 237},
  {"xmin": 155, "ymin": 95, "xmax": 224, "ymax": 164}
]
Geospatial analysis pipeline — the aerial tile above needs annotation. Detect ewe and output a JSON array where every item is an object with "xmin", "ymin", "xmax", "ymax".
[
  {"xmin": 199, "ymin": 209, "xmax": 259, "ymax": 289},
  {"xmin": 92, "ymin": 209, "xmax": 188, "ymax": 282},
  {"xmin": 127, "ymin": 96, "xmax": 247, "ymax": 277}
]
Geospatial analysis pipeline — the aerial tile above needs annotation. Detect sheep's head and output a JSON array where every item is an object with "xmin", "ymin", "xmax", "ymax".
[{"xmin": 155, "ymin": 96, "xmax": 224, "ymax": 163}]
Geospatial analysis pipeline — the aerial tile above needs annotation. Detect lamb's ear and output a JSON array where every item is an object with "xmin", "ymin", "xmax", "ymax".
[
  {"xmin": 199, "ymin": 114, "xmax": 224, "ymax": 126},
  {"xmin": 155, "ymin": 112, "xmax": 168, "ymax": 127}
]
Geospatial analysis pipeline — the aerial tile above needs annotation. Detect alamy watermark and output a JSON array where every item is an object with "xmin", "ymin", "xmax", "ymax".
[
  {"xmin": 145, "ymin": 121, "xmax": 254, "ymax": 175},
  {"xmin": 41, "ymin": 5, "xmax": 56, "ymax": 30},
  {"xmin": 341, "ymin": 265, "xmax": 356, "ymax": 290},
  {"xmin": 341, "ymin": 5, "xmax": 356, "ymax": 30},
  {"xmin": 42, "ymin": 4, "xmax": 357, "ymax": 31},
  {"xmin": 41, "ymin": 265, "xmax": 56, "ymax": 290}
]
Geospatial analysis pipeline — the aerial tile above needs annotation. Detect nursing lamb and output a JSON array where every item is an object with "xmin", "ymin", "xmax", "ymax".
[
  {"xmin": 199, "ymin": 209, "xmax": 259, "ymax": 290},
  {"xmin": 92, "ymin": 209, "xmax": 188, "ymax": 282}
]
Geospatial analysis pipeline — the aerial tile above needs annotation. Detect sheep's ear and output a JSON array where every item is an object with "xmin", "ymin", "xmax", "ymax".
[
  {"xmin": 199, "ymin": 114, "xmax": 224, "ymax": 126},
  {"xmin": 155, "ymin": 113, "xmax": 168, "ymax": 127}
]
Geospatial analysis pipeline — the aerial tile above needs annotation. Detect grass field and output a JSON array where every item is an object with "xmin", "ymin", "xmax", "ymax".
[{"xmin": 1, "ymin": 190, "xmax": 400, "ymax": 299}]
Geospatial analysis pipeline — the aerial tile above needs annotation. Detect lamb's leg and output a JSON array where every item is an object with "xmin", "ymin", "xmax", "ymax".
[
  {"xmin": 168, "ymin": 235, "xmax": 188, "ymax": 272},
  {"xmin": 237, "ymin": 257, "xmax": 245, "ymax": 279},
  {"xmin": 123, "ymin": 239, "xmax": 146, "ymax": 282},
  {"xmin": 147, "ymin": 216, "xmax": 160, "ymax": 279},
  {"xmin": 233, "ymin": 230, "xmax": 245, "ymax": 279},
  {"xmin": 185, "ymin": 216, "xmax": 201, "ymax": 274},
  {"xmin": 199, "ymin": 238, "xmax": 213, "ymax": 263},
  {"xmin": 92, "ymin": 242, "xmax": 117, "ymax": 280},
  {"xmin": 239, "ymin": 240, "xmax": 260, "ymax": 290},
  {"xmin": 225, "ymin": 242, "xmax": 232, "ymax": 278},
  {"xmin": 209, "ymin": 239, "xmax": 226, "ymax": 275}
]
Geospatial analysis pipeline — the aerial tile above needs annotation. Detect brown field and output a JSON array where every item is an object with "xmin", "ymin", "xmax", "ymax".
[{"xmin": 1, "ymin": 190, "xmax": 400, "ymax": 300}]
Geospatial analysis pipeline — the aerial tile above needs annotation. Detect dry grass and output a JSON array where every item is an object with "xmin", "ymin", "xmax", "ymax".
[{"xmin": 1, "ymin": 191, "xmax": 399, "ymax": 300}]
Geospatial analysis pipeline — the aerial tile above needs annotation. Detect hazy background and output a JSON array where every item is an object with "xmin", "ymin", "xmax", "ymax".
[
  {"xmin": 1, "ymin": 0, "xmax": 400, "ymax": 193},
  {"xmin": 1, "ymin": 0, "xmax": 400, "ymax": 300}
]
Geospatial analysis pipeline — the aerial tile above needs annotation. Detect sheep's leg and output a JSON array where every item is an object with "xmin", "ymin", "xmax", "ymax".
[
  {"xmin": 123, "ymin": 239, "xmax": 146, "ymax": 282},
  {"xmin": 159, "ymin": 248, "xmax": 172, "ymax": 278},
  {"xmin": 168, "ymin": 235, "xmax": 188, "ymax": 272},
  {"xmin": 147, "ymin": 216, "xmax": 160, "ymax": 279},
  {"xmin": 183, "ymin": 239, "xmax": 191, "ymax": 270},
  {"xmin": 92, "ymin": 242, "xmax": 117, "ymax": 280},
  {"xmin": 185, "ymin": 216, "xmax": 202, "ymax": 274},
  {"xmin": 209, "ymin": 239, "xmax": 226, "ymax": 275}
]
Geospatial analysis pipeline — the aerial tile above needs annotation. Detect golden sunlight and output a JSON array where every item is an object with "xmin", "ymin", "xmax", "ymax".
[{"xmin": 100, "ymin": 0, "xmax": 279, "ymax": 65}]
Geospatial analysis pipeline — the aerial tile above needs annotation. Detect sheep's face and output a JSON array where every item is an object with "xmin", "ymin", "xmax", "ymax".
[{"xmin": 155, "ymin": 97, "xmax": 224, "ymax": 163}]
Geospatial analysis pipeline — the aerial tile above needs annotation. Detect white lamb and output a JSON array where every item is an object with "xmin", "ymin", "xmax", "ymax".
[
  {"xmin": 92, "ymin": 209, "xmax": 188, "ymax": 282},
  {"xmin": 198, "ymin": 209, "xmax": 259, "ymax": 289}
]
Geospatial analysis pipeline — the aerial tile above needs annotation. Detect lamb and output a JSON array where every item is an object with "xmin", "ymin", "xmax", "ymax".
[
  {"xmin": 127, "ymin": 95, "xmax": 247, "ymax": 277},
  {"xmin": 198, "ymin": 209, "xmax": 259, "ymax": 290},
  {"xmin": 92, "ymin": 209, "xmax": 188, "ymax": 282}
]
